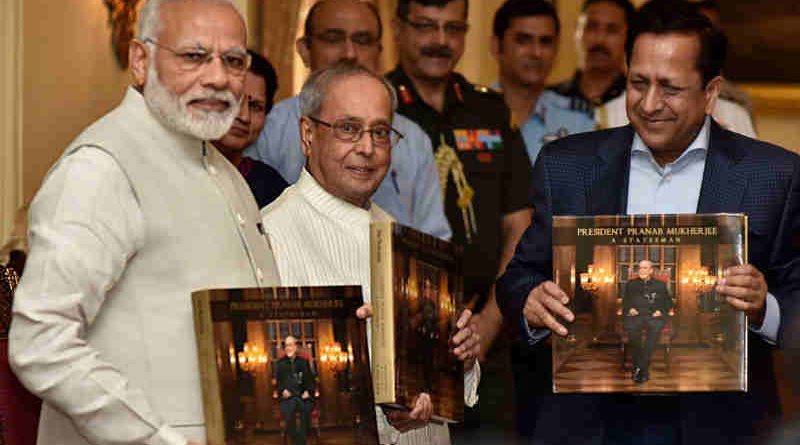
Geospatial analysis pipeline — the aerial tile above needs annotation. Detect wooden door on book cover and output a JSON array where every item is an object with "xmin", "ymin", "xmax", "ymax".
[{"xmin": 1, "ymin": 265, "xmax": 42, "ymax": 445}]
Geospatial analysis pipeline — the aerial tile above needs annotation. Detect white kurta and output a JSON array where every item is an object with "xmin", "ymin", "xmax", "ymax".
[
  {"xmin": 262, "ymin": 169, "xmax": 479, "ymax": 445},
  {"xmin": 9, "ymin": 87, "xmax": 280, "ymax": 445}
]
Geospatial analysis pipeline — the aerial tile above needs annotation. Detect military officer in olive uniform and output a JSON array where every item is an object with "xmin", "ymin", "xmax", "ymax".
[{"xmin": 389, "ymin": 0, "xmax": 533, "ymax": 310}]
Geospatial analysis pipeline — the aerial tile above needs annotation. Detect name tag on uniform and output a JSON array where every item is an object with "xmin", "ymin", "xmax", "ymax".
[{"xmin": 453, "ymin": 129, "xmax": 503, "ymax": 152}]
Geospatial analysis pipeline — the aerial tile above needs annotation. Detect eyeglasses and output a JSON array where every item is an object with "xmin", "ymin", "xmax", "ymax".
[
  {"xmin": 143, "ymin": 38, "xmax": 251, "ymax": 77},
  {"xmin": 399, "ymin": 17, "xmax": 469, "ymax": 37},
  {"xmin": 307, "ymin": 116, "xmax": 404, "ymax": 147},
  {"xmin": 309, "ymin": 30, "xmax": 380, "ymax": 48}
]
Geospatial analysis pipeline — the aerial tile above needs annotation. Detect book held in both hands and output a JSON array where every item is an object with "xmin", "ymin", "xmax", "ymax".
[
  {"xmin": 192, "ymin": 286, "xmax": 379, "ymax": 445},
  {"xmin": 370, "ymin": 221, "xmax": 464, "ymax": 422},
  {"xmin": 551, "ymin": 213, "xmax": 748, "ymax": 393}
]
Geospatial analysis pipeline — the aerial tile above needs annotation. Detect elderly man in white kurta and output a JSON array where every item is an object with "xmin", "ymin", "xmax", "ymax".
[
  {"xmin": 8, "ymin": 1, "xmax": 279, "ymax": 445},
  {"xmin": 261, "ymin": 62, "xmax": 480, "ymax": 445}
]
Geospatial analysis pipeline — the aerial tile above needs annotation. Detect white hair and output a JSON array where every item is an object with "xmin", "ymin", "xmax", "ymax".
[
  {"xmin": 137, "ymin": 0, "xmax": 246, "ymax": 40},
  {"xmin": 299, "ymin": 61, "xmax": 398, "ymax": 118}
]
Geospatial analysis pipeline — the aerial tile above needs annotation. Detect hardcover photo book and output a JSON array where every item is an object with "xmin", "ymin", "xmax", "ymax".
[
  {"xmin": 192, "ymin": 286, "xmax": 378, "ymax": 445},
  {"xmin": 370, "ymin": 221, "xmax": 465, "ymax": 421},
  {"xmin": 551, "ymin": 213, "xmax": 748, "ymax": 394}
]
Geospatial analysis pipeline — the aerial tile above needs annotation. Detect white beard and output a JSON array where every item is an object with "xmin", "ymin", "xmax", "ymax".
[{"xmin": 143, "ymin": 63, "xmax": 240, "ymax": 140}]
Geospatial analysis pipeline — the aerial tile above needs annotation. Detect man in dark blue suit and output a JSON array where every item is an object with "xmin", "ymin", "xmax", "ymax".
[{"xmin": 497, "ymin": 1, "xmax": 800, "ymax": 444}]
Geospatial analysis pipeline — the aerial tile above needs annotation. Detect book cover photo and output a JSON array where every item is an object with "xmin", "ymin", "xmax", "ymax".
[
  {"xmin": 192, "ymin": 286, "xmax": 379, "ymax": 445},
  {"xmin": 370, "ymin": 221, "xmax": 464, "ymax": 422},
  {"xmin": 551, "ymin": 213, "xmax": 748, "ymax": 394}
]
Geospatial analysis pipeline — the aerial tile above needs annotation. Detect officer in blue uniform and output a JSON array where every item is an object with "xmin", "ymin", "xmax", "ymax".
[{"xmin": 490, "ymin": 0, "xmax": 596, "ymax": 166}]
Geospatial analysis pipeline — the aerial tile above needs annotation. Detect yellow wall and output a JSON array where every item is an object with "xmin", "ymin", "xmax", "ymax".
[
  {"xmin": 22, "ymin": 0, "xmax": 130, "ymax": 202},
  {"xmin": 740, "ymin": 84, "xmax": 800, "ymax": 154},
  {"xmin": 754, "ymin": 110, "xmax": 800, "ymax": 155}
]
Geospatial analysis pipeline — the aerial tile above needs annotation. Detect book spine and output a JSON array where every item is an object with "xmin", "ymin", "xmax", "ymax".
[
  {"xmin": 191, "ymin": 290, "xmax": 226, "ymax": 445},
  {"xmin": 370, "ymin": 221, "xmax": 396, "ymax": 404},
  {"xmin": 742, "ymin": 214, "xmax": 749, "ymax": 392}
]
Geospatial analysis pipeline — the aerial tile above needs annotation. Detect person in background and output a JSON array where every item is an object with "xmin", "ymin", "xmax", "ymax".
[
  {"xmin": 549, "ymin": 0, "xmax": 635, "ymax": 111},
  {"xmin": 212, "ymin": 50, "xmax": 288, "ymax": 208},
  {"xmin": 491, "ymin": 0, "xmax": 596, "ymax": 165},
  {"xmin": 388, "ymin": 0, "xmax": 532, "ymax": 324}
]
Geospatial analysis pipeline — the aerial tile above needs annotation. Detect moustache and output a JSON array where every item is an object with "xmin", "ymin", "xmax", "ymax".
[
  {"xmin": 588, "ymin": 45, "xmax": 612, "ymax": 57},
  {"xmin": 183, "ymin": 89, "xmax": 237, "ymax": 110},
  {"xmin": 522, "ymin": 58, "xmax": 543, "ymax": 70},
  {"xmin": 420, "ymin": 45, "xmax": 453, "ymax": 59}
]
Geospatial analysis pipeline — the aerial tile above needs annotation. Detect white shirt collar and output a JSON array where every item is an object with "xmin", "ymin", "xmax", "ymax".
[{"xmin": 632, "ymin": 115, "xmax": 711, "ymax": 164}]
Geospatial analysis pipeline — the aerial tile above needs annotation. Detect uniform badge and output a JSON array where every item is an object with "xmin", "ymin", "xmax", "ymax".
[
  {"xmin": 398, "ymin": 84, "xmax": 414, "ymax": 105},
  {"xmin": 542, "ymin": 128, "xmax": 570, "ymax": 145},
  {"xmin": 453, "ymin": 82, "xmax": 464, "ymax": 103},
  {"xmin": 453, "ymin": 129, "xmax": 503, "ymax": 152}
]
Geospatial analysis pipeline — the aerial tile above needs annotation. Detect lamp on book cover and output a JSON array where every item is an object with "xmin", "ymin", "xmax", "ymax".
[
  {"xmin": 320, "ymin": 342, "xmax": 352, "ymax": 373},
  {"xmin": 579, "ymin": 264, "xmax": 615, "ymax": 292},
  {"xmin": 681, "ymin": 266, "xmax": 717, "ymax": 293},
  {"xmin": 681, "ymin": 266, "xmax": 724, "ymax": 343},
  {"xmin": 229, "ymin": 343, "xmax": 268, "ymax": 373},
  {"xmin": 579, "ymin": 264, "xmax": 615, "ymax": 344}
]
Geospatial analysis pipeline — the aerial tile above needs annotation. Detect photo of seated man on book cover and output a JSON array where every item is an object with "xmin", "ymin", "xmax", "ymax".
[
  {"xmin": 551, "ymin": 213, "xmax": 747, "ymax": 393},
  {"xmin": 192, "ymin": 286, "xmax": 379, "ymax": 445}
]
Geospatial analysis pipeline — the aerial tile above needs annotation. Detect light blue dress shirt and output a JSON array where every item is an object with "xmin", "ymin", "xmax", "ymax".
[
  {"xmin": 627, "ymin": 117, "xmax": 779, "ymax": 343},
  {"xmin": 245, "ymin": 95, "xmax": 452, "ymax": 241},
  {"xmin": 491, "ymin": 83, "xmax": 596, "ymax": 165}
]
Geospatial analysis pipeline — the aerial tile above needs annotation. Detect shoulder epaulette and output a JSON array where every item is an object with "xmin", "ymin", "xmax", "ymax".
[
  {"xmin": 453, "ymin": 82, "xmax": 465, "ymax": 102},
  {"xmin": 568, "ymin": 96, "xmax": 594, "ymax": 116},
  {"xmin": 397, "ymin": 84, "xmax": 415, "ymax": 106},
  {"xmin": 473, "ymin": 84, "xmax": 500, "ymax": 95}
]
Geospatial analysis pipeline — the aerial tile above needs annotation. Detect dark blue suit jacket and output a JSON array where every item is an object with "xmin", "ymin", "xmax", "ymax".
[{"xmin": 497, "ymin": 121, "xmax": 800, "ymax": 445}]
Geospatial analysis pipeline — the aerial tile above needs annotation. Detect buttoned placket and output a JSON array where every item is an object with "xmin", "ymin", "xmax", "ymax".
[{"xmin": 201, "ymin": 141, "xmax": 266, "ymax": 287}]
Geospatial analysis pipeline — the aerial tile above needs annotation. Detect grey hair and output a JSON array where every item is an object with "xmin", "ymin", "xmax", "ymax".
[
  {"xmin": 138, "ymin": 0, "xmax": 245, "ymax": 40},
  {"xmin": 298, "ymin": 61, "xmax": 398, "ymax": 118}
]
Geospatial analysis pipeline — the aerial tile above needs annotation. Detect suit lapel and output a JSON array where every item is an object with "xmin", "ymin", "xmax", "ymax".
[
  {"xmin": 697, "ymin": 120, "xmax": 748, "ymax": 213},
  {"xmin": 588, "ymin": 126, "xmax": 634, "ymax": 215}
]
